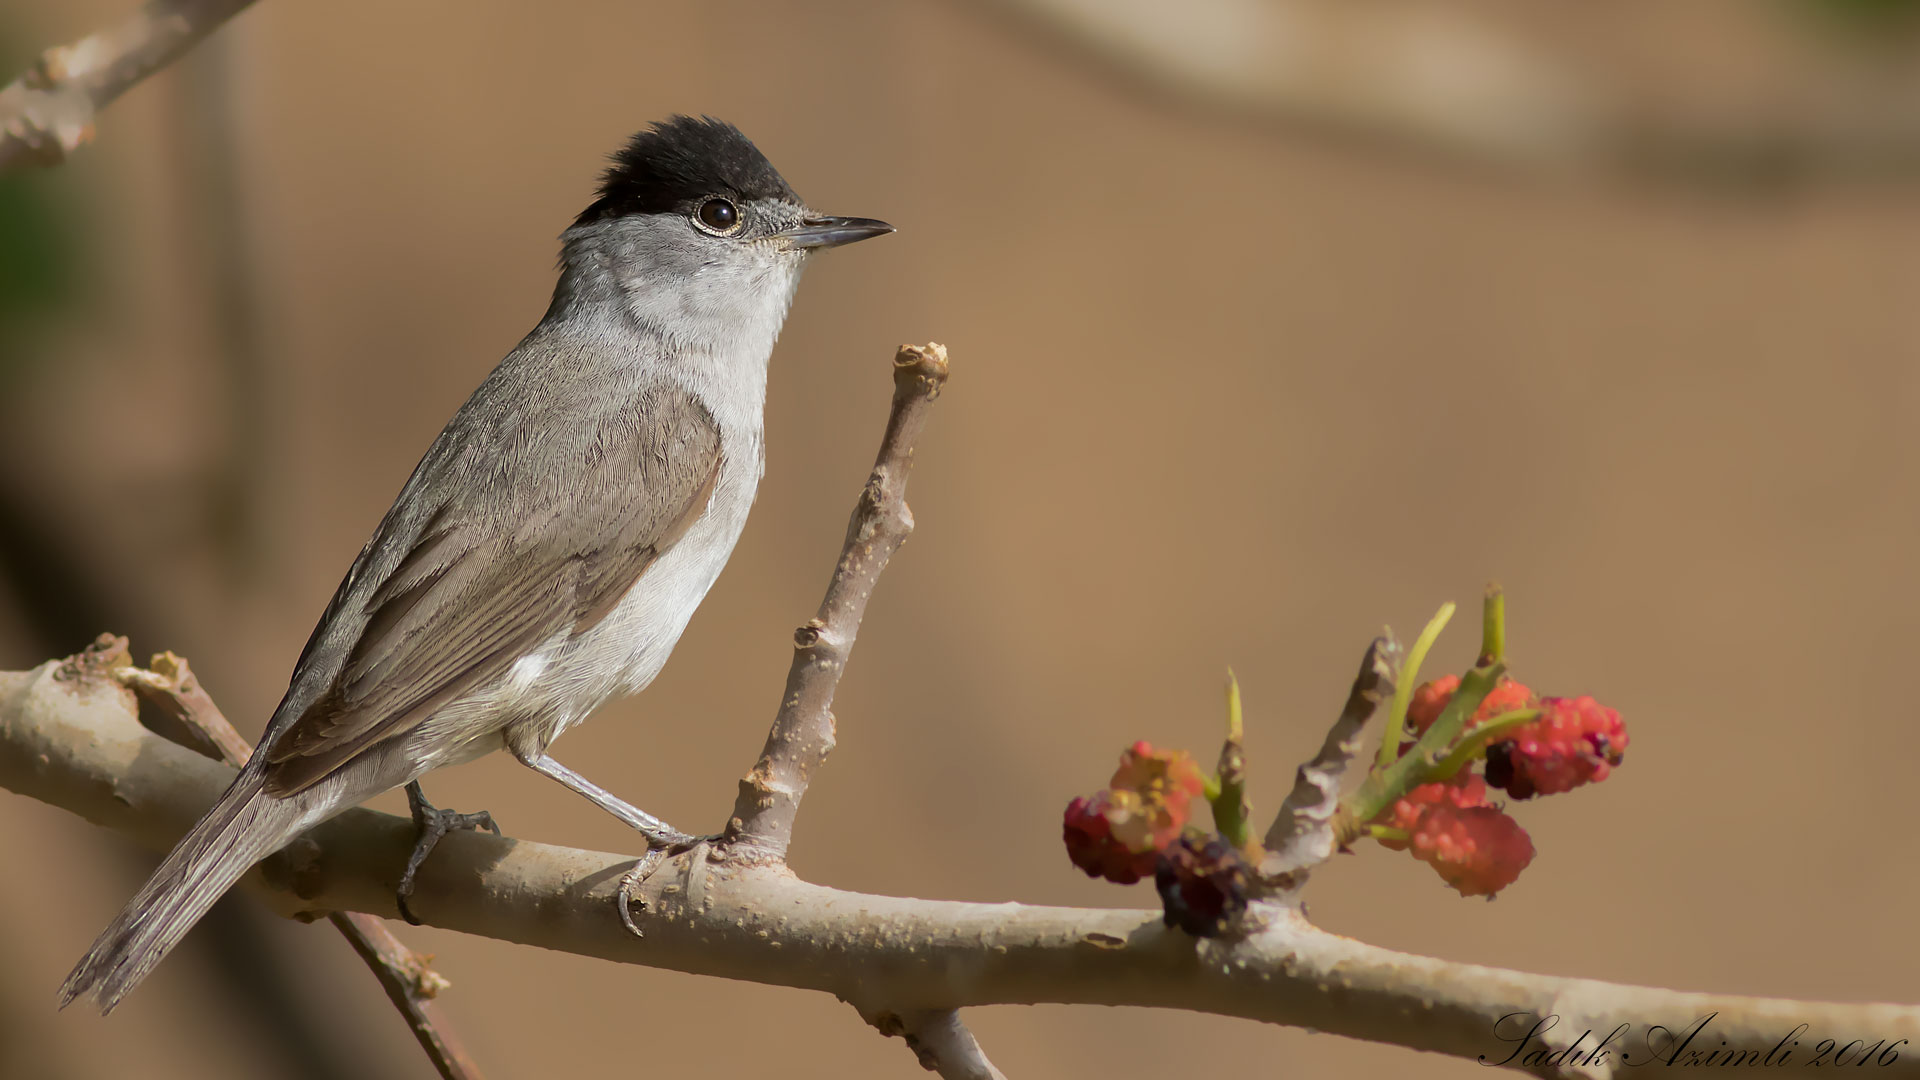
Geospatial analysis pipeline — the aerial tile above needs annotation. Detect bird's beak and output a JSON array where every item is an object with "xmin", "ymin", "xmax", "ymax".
[{"xmin": 780, "ymin": 215, "xmax": 895, "ymax": 250}]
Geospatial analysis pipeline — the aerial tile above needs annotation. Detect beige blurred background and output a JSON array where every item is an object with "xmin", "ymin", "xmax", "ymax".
[{"xmin": 2, "ymin": 1, "xmax": 1918, "ymax": 1076}]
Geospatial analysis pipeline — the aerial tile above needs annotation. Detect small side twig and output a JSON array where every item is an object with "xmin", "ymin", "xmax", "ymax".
[
  {"xmin": 863, "ymin": 1007, "xmax": 1008, "ymax": 1080},
  {"xmin": 118, "ymin": 650, "xmax": 251, "ymax": 764},
  {"xmin": 1260, "ymin": 635, "xmax": 1395, "ymax": 880},
  {"xmin": 724, "ymin": 342, "xmax": 951, "ymax": 863},
  {"xmin": 0, "ymin": 0, "xmax": 260, "ymax": 176},
  {"xmin": 331, "ymin": 914, "xmax": 481, "ymax": 1080},
  {"xmin": 107, "ymin": 636, "xmax": 485, "ymax": 1080}
]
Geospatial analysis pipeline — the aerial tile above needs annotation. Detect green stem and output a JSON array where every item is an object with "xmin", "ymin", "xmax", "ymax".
[
  {"xmin": 1225, "ymin": 669, "xmax": 1243, "ymax": 743},
  {"xmin": 1376, "ymin": 602, "xmax": 1456, "ymax": 770},
  {"xmin": 1428, "ymin": 708, "xmax": 1538, "ymax": 782},
  {"xmin": 1481, "ymin": 584, "xmax": 1505, "ymax": 665},
  {"xmin": 1347, "ymin": 659, "xmax": 1506, "ymax": 825},
  {"xmin": 1211, "ymin": 670, "xmax": 1251, "ymax": 849},
  {"xmin": 1368, "ymin": 825, "xmax": 1410, "ymax": 844}
]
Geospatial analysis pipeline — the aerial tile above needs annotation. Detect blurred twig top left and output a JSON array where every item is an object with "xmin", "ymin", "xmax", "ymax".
[{"xmin": 0, "ymin": 0, "xmax": 260, "ymax": 175}]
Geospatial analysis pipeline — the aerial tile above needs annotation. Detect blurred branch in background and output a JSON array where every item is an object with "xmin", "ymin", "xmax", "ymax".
[
  {"xmin": 177, "ymin": 34, "xmax": 278, "ymax": 583},
  {"xmin": 969, "ymin": 0, "xmax": 1920, "ymax": 189},
  {"xmin": 973, "ymin": 0, "xmax": 1599, "ymax": 169},
  {"xmin": 0, "ymin": 0, "xmax": 258, "ymax": 175}
]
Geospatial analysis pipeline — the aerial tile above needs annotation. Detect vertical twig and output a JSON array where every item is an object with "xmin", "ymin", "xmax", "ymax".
[
  {"xmin": 1260, "ymin": 637, "xmax": 1395, "ymax": 879},
  {"xmin": 713, "ymin": 343, "xmax": 999, "ymax": 1070},
  {"xmin": 724, "ymin": 343, "xmax": 950, "ymax": 862}
]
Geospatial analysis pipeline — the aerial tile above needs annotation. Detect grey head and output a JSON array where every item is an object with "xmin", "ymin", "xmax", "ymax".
[{"xmin": 551, "ymin": 115, "xmax": 892, "ymax": 353}]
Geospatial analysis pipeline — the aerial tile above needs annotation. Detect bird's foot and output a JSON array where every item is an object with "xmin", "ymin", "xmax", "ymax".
[
  {"xmin": 616, "ymin": 831, "xmax": 721, "ymax": 938},
  {"xmin": 396, "ymin": 780, "xmax": 501, "ymax": 925}
]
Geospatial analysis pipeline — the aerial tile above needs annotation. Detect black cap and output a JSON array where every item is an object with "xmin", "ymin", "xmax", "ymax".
[{"xmin": 574, "ymin": 115, "xmax": 798, "ymax": 226}]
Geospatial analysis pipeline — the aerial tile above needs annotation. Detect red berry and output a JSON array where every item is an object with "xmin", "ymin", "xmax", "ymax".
[
  {"xmin": 1484, "ymin": 695, "xmax": 1627, "ymax": 800},
  {"xmin": 1476, "ymin": 678, "xmax": 1537, "ymax": 725},
  {"xmin": 1406, "ymin": 676, "xmax": 1461, "ymax": 735},
  {"xmin": 1374, "ymin": 771, "xmax": 1488, "ymax": 851},
  {"xmin": 1063, "ymin": 792, "xmax": 1158, "ymax": 884},
  {"xmin": 1405, "ymin": 676, "xmax": 1535, "ymax": 738},
  {"xmin": 1409, "ymin": 804, "xmax": 1535, "ymax": 897}
]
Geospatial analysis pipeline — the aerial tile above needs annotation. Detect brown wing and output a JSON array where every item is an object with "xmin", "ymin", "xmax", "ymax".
[{"xmin": 261, "ymin": 381, "xmax": 721, "ymax": 796}]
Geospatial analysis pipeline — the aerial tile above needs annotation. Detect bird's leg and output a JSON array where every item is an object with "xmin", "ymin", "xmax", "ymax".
[
  {"xmin": 518, "ymin": 753, "xmax": 706, "ymax": 849},
  {"xmin": 518, "ymin": 754, "xmax": 717, "ymax": 937},
  {"xmin": 395, "ymin": 780, "xmax": 500, "ymax": 925}
]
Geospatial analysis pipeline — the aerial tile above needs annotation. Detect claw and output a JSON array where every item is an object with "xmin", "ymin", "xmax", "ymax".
[
  {"xmin": 396, "ymin": 781, "xmax": 500, "ymax": 925},
  {"xmin": 616, "ymin": 849, "xmax": 668, "ymax": 937},
  {"xmin": 615, "ymin": 833, "xmax": 718, "ymax": 938}
]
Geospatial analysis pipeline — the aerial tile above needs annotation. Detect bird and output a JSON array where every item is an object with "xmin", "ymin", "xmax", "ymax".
[{"xmin": 59, "ymin": 115, "xmax": 893, "ymax": 1013}]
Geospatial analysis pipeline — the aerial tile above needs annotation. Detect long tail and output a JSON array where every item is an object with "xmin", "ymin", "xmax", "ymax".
[{"xmin": 59, "ymin": 766, "xmax": 311, "ymax": 1013}]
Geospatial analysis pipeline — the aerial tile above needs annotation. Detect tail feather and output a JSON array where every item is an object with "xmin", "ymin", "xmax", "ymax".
[{"xmin": 59, "ymin": 768, "xmax": 308, "ymax": 1013}]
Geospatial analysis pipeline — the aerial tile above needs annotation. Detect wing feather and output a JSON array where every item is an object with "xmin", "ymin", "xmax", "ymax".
[{"xmin": 261, "ymin": 378, "xmax": 721, "ymax": 796}]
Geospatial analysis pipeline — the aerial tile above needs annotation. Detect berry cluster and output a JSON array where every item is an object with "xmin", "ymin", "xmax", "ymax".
[
  {"xmin": 1063, "ymin": 735, "xmax": 1257, "ymax": 936},
  {"xmin": 1372, "ymin": 667, "xmax": 1627, "ymax": 896},
  {"xmin": 1058, "ymin": 590, "xmax": 1630, "ymax": 929}
]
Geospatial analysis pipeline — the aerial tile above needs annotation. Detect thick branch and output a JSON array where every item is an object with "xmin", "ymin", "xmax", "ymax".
[
  {"xmin": 0, "ymin": 0, "xmax": 259, "ymax": 175},
  {"xmin": 725, "ymin": 342, "xmax": 950, "ymax": 862},
  {"xmin": 6, "ymin": 652, "xmax": 1916, "ymax": 1075}
]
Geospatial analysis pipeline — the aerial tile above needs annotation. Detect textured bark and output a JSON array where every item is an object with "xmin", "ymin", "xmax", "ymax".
[{"xmin": 1262, "ymin": 636, "xmax": 1394, "ymax": 878}]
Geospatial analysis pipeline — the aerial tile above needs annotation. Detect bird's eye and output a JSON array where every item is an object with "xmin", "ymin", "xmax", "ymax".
[{"xmin": 696, "ymin": 197, "xmax": 741, "ymax": 234}]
